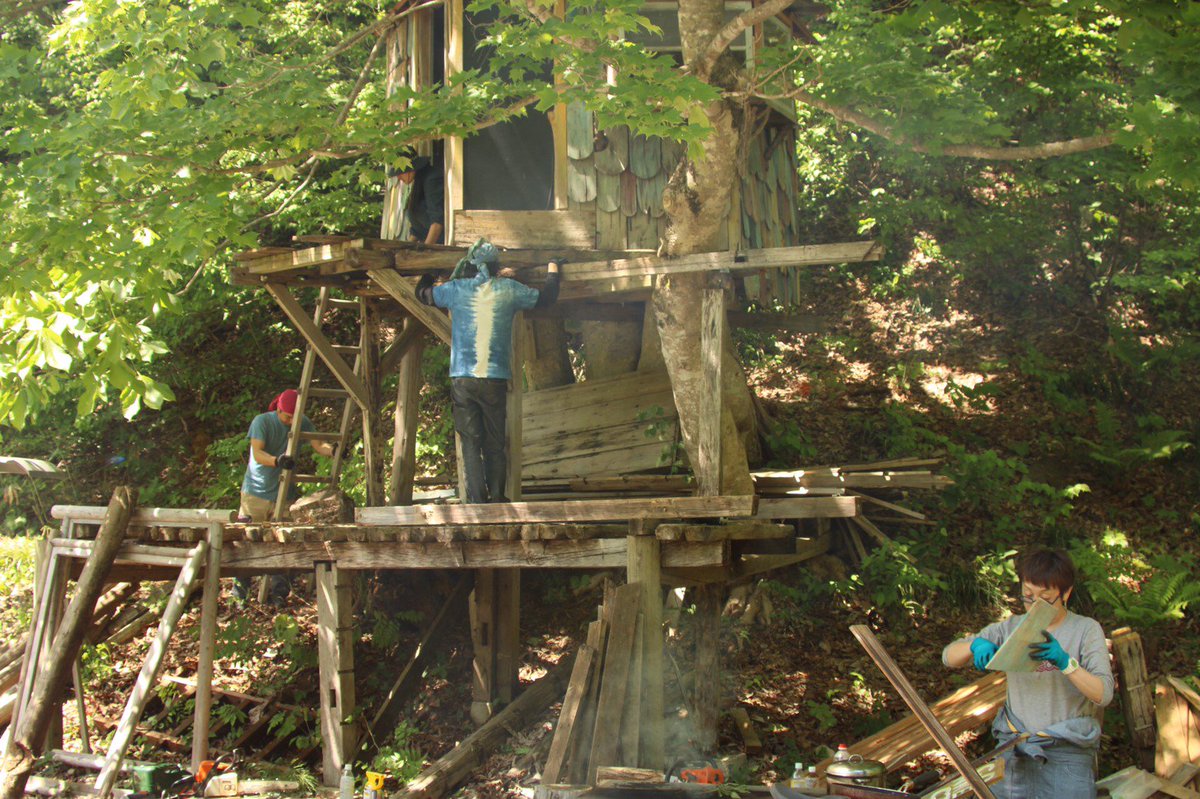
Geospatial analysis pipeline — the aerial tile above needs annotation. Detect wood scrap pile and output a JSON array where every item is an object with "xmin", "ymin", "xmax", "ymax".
[
  {"xmin": 542, "ymin": 582, "xmax": 651, "ymax": 786},
  {"xmin": 753, "ymin": 457, "xmax": 951, "ymax": 563}
]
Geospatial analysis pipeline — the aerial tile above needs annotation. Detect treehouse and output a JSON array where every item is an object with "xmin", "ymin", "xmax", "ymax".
[{"xmin": 8, "ymin": 4, "xmax": 950, "ymax": 796}]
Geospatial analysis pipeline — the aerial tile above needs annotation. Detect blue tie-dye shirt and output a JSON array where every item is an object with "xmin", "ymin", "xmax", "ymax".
[{"xmin": 431, "ymin": 266, "xmax": 541, "ymax": 379}]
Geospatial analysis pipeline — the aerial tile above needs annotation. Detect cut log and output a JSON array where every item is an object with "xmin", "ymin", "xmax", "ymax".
[
  {"xmin": 1112, "ymin": 628, "xmax": 1155, "ymax": 770},
  {"xmin": 0, "ymin": 487, "xmax": 135, "ymax": 799},
  {"xmin": 397, "ymin": 656, "xmax": 574, "ymax": 799}
]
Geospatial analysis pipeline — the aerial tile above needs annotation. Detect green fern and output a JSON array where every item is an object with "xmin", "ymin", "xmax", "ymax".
[{"xmin": 1089, "ymin": 556, "xmax": 1200, "ymax": 627}]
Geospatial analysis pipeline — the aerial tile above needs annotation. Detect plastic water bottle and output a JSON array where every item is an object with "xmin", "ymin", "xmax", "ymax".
[
  {"xmin": 790, "ymin": 762, "xmax": 805, "ymax": 787},
  {"xmin": 339, "ymin": 764, "xmax": 354, "ymax": 799},
  {"xmin": 833, "ymin": 744, "xmax": 851, "ymax": 761}
]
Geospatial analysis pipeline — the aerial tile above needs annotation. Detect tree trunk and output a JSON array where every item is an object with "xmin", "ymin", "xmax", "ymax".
[
  {"xmin": 652, "ymin": 0, "xmax": 758, "ymax": 494},
  {"xmin": 0, "ymin": 487, "xmax": 135, "ymax": 799},
  {"xmin": 581, "ymin": 321, "xmax": 641, "ymax": 380},
  {"xmin": 525, "ymin": 319, "xmax": 574, "ymax": 390}
]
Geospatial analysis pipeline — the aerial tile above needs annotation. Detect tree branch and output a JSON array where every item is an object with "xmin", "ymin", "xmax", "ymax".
[
  {"xmin": 783, "ymin": 87, "xmax": 1123, "ymax": 160},
  {"xmin": 695, "ymin": 0, "xmax": 792, "ymax": 79}
]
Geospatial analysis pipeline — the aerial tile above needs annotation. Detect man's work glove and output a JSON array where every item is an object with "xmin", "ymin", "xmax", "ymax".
[
  {"xmin": 970, "ymin": 637, "xmax": 998, "ymax": 671},
  {"xmin": 275, "ymin": 454, "xmax": 296, "ymax": 470},
  {"xmin": 1030, "ymin": 631, "xmax": 1070, "ymax": 671}
]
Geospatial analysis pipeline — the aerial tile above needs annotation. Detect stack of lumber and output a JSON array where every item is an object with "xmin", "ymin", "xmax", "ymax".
[
  {"xmin": 813, "ymin": 671, "xmax": 1007, "ymax": 773},
  {"xmin": 542, "ymin": 583, "xmax": 651, "ymax": 786}
]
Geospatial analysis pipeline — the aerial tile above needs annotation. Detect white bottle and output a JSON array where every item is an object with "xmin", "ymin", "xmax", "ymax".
[
  {"xmin": 796, "ymin": 765, "xmax": 826, "ymax": 795},
  {"xmin": 790, "ymin": 762, "xmax": 805, "ymax": 787},
  {"xmin": 832, "ymin": 744, "xmax": 851, "ymax": 762},
  {"xmin": 339, "ymin": 764, "xmax": 354, "ymax": 799}
]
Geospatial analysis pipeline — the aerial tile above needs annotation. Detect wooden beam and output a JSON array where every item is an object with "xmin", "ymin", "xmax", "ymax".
[
  {"xmin": 470, "ymin": 570, "xmax": 496, "ymax": 725},
  {"xmin": 727, "ymin": 707, "xmax": 763, "ymax": 756},
  {"xmin": 542, "ymin": 644, "xmax": 597, "ymax": 785},
  {"xmin": 850, "ymin": 625, "xmax": 995, "ymax": 799},
  {"xmin": 265, "ymin": 284, "xmax": 370, "ymax": 410},
  {"xmin": 316, "ymin": 562, "xmax": 356, "ymax": 786},
  {"xmin": 366, "ymin": 269, "xmax": 452, "ymax": 344},
  {"xmin": 452, "ymin": 210, "xmax": 595, "ymax": 249},
  {"xmin": 693, "ymin": 585, "xmax": 721, "ymax": 754},
  {"xmin": 219, "ymin": 540, "xmax": 729, "ymax": 571},
  {"xmin": 587, "ymin": 584, "xmax": 641, "ymax": 781},
  {"xmin": 627, "ymin": 530, "xmax": 664, "ymax": 770},
  {"xmin": 696, "ymin": 274, "xmax": 726, "ymax": 497},
  {"xmin": 1156, "ymin": 678, "xmax": 1200, "ymax": 779},
  {"xmin": 356, "ymin": 495, "xmax": 757, "ymax": 525},
  {"xmin": 95, "ymin": 541, "xmax": 208, "ymax": 799},
  {"xmin": 190, "ymin": 523, "xmax": 223, "ymax": 772},
  {"xmin": 755, "ymin": 497, "xmax": 858, "ymax": 519}
]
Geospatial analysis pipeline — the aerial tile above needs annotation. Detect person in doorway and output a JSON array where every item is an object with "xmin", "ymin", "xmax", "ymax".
[
  {"xmin": 236, "ymin": 388, "xmax": 335, "ymax": 601},
  {"xmin": 942, "ymin": 547, "xmax": 1113, "ymax": 799},
  {"xmin": 394, "ymin": 148, "xmax": 445, "ymax": 245},
  {"xmin": 416, "ymin": 240, "xmax": 562, "ymax": 503}
]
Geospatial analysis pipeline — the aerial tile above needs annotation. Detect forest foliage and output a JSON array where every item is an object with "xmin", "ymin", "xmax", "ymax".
[{"xmin": 0, "ymin": 1, "xmax": 1197, "ymax": 633}]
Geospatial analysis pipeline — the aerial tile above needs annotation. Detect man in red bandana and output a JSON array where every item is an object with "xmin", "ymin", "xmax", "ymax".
[{"xmin": 239, "ymin": 388, "xmax": 335, "ymax": 522}]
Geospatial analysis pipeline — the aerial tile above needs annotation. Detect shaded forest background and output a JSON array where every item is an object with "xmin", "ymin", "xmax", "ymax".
[{"xmin": 1, "ymin": 0, "xmax": 1199, "ymax": 789}]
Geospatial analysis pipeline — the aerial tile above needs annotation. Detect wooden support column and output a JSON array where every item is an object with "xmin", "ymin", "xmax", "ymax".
[
  {"xmin": 445, "ymin": 0, "xmax": 463, "ymax": 243},
  {"xmin": 696, "ymin": 272, "xmax": 728, "ymax": 496},
  {"xmin": 469, "ymin": 570, "xmax": 496, "ymax": 726},
  {"xmin": 360, "ymin": 298, "xmax": 385, "ymax": 506},
  {"xmin": 389, "ymin": 322, "xmax": 424, "ymax": 505},
  {"xmin": 494, "ymin": 570, "xmax": 520, "ymax": 706},
  {"xmin": 507, "ymin": 316, "xmax": 527, "ymax": 502},
  {"xmin": 36, "ymin": 538, "xmax": 68, "ymax": 753},
  {"xmin": 191, "ymin": 522, "xmax": 223, "ymax": 772},
  {"xmin": 626, "ymin": 526, "xmax": 664, "ymax": 770},
  {"xmin": 316, "ymin": 562, "xmax": 356, "ymax": 786},
  {"xmin": 693, "ymin": 584, "xmax": 721, "ymax": 755}
]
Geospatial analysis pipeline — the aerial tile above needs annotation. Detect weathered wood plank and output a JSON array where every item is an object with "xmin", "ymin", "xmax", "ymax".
[
  {"xmin": 543, "ymin": 644, "xmax": 598, "ymax": 785},
  {"xmin": 356, "ymin": 496, "xmax": 756, "ymax": 525},
  {"xmin": 1112, "ymin": 628, "xmax": 1155, "ymax": 770},
  {"xmin": 453, "ymin": 210, "xmax": 596, "ymax": 249},
  {"xmin": 366, "ymin": 269, "xmax": 452, "ymax": 345},
  {"xmin": 219, "ymin": 539, "xmax": 728, "ymax": 571},
  {"xmin": 754, "ymin": 497, "xmax": 858, "ymax": 519},
  {"xmin": 588, "ymin": 584, "xmax": 642, "ymax": 781},
  {"xmin": 316, "ymin": 561, "xmax": 356, "ymax": 786}
]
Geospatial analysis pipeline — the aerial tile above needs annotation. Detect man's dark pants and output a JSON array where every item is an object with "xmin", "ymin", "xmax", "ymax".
[{"xmin": 451, "ymin": 377, "xmax": 508, "ymax": 503}]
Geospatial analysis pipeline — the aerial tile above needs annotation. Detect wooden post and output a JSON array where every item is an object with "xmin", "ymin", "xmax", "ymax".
[
  {"xmin": 1, "ymin": 490, "xmax": 134, "ymax": 799},
  {"xmin": 381, "ymin": 22, "xmax": 410, "ymax": 240},
  {"xmin": 191, "ymin": 522, "xmax": 224, "ymax": 772},
  {"xmin": 94, "ymin": 538, "xmax": 207, "ymax": 799},
  {"xmin": 360, "ymin": 297, "xmax": 385, "ymax": 506},
  {"xmin": 445, "ymin": 0, "xmax": 464, "ymax": 243},
  {"xmin": 1113, "ymin": 627, "xmax": 1156, "ymax": 771},
  {"xmin": 587, "ymin": 584, "xmax": 641, "ymax": 782},
  {"xmin": 506, "ymin": 316, "xmax": 527, "ymax": 502},
  {"xmin": 316, "ymin": 561, "xmax": 356, "ymax": 786},
  {"xmin": 71, "ymin": 660, "xmax": 90, "ymax": 754},
  {"xmin": 494, "ymin": 570, "xmax": 520, "ymax": 706},
  {"xmin": 389, "ymin": 322, "xmax": 423, "ymax": 505},
  {"xmin": 470, "ymin": 570, "xmax": 496, "ymax": 725},
  {"xmin": 693, "ymin": 584, "xmax": 721, "ymax": 755},
  {"xmin": 695, "ymin": 273, "xmax": 728, "ymax": 496},
  {"xmin": 626, "ymin": 527, "xmax": 664, "ymax": 770}
]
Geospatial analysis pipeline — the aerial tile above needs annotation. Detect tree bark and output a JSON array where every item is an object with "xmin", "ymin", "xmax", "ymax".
[
  {"xmin": 652, "ymin": 0, "xmax": 758, "ymax": 494},
  {"xmin": 525, "ymin": 319, "xmax": 574, "ymax": 390},
  {"xmin": 0, "ymin": 486, "xmax": 135, "ymax": 799}
]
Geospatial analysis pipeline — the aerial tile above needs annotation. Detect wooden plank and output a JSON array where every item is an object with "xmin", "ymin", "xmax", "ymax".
[
  {"xmin": 618, "ymin": 613, "xmax": 644, "ymax": 765},
  {"xmin": 50, "ymin": 507, "xmax": 234, "ymax": 525},
  {"xmin": 494, "ymin": 570, "xmax": 521, "ymax": 706},
  {"xmin": 626, "ymin": 531, "xmax": 664, "ymax": 770},
  {"xmin": 366, "ymin": 268, "xmax": 452, "ymax": 345},
  {"xmin": 94, "ymin": 541, "xmax": 207, "ymax": 799},
  {"xmin": 728, "ymin": 706, "xmax": 763, "ymax": 756},
  {"xmin": 190, "ymin": 523, "xmax": 223, "ymax": 772},
  {"xmin": 470, "ymin": 570, "xmax": 496, "ymax": 725},
  {"xmin": 588, "ymin": 583, "xmax": 642, "ymax": 781},
  {"xmin": 1157, "ymin": 679, "xmax": 1200, "ymax": 779},
  {"xmin": 693, "ymin": 584, "xmax": 721, "ymax": 753},
  {"xmin": 755, "ymin": 497, "xmax": 858, "ymax": 519},
  {"xmin": 265, "ymin": 284, "xmax": 370, "ymax": 409},
  {"xmin": 219, "ymin": 539, "xmax": 728, "ymax": 571},
  {"xmin": 850, "ymin": 625, "xmax": 996, "ymax": 799},
  {"xmin": 523, "ymin": 442, "xmax": 675, "ymax": 481},
  {"xmin": 316, "ymin": 562, "xmax": 356, "ymax": 786},
  {"xmin": 243, "ymin": 241, "xmax": 357, "ymax": 275},
  {"xmin": 569, "ymin": 618, "xmax": 608, "ymax": 784},
  {"xmin": 521, "ymin": 369, "xmax": 674, "ymax": 421},
  {"xmin": 696, "ymin": 275, "xmax": 726, "ymax": 496},
  {"xmin": 984, "ymin": 599, "xmax": 1058, "ymax": 673},
  {"xmin": 543, "ymin": 644, "xmax": 598, "ymax": 784},
  {"xmin": 355, "ymin": 495, "xmax": 757, "ymax": 525},
  {"xmin": 1112, "ymin": 628, "xmax": 1156, "ymax": 769},
  {"xmin": 453, "ymin": 210, "xmax": 595, "ymax": 249},
  {"xmin": 921, "ymin": 758, "xmax": 1004, "ymax": 799}
]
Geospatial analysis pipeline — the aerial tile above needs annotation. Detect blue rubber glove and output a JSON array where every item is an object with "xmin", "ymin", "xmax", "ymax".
[
  {"xmin": 969, "ymin": 638, "xmax": 998, "ymax": 671},
  {"xmin": 1030, "ymin": 631, "xmax": 1070, "ymax": 670}
]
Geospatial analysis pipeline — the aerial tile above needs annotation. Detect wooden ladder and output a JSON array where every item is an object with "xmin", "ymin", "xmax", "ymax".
[{"xmin": 272, "ymin": 287, "xmax": 364, "ymax": 520}]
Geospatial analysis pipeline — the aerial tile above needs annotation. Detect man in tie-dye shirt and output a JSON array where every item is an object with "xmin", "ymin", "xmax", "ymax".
[{"xmin": 418, "ymin": 241, "xmax": 561, "ymax": 503}]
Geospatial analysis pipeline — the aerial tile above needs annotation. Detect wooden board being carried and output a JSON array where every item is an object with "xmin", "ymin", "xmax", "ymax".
[{"xmin": 984, "ymin": 599, "xmax": 1057, "ymax": 673}]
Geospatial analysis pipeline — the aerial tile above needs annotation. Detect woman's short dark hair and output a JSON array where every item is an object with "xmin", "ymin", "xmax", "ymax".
[{"xmin": 1017, "ymin": 548, "xmax": 1076, "ymax": 593}]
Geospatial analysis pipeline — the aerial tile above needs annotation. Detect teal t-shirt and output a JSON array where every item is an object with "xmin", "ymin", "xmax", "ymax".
[{"xmin": 240, "ymin": 411, "xmax": 315, "ymax": 501}]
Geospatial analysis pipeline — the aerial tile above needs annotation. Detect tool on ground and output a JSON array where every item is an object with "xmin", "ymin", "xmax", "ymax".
[
  {"xmin": 669, "ymin": 759, "xmax": 725, "ymax": 785},
  {"xmin": 364, "ymin": 771, "xmax": 386, "ymax": 799}
]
